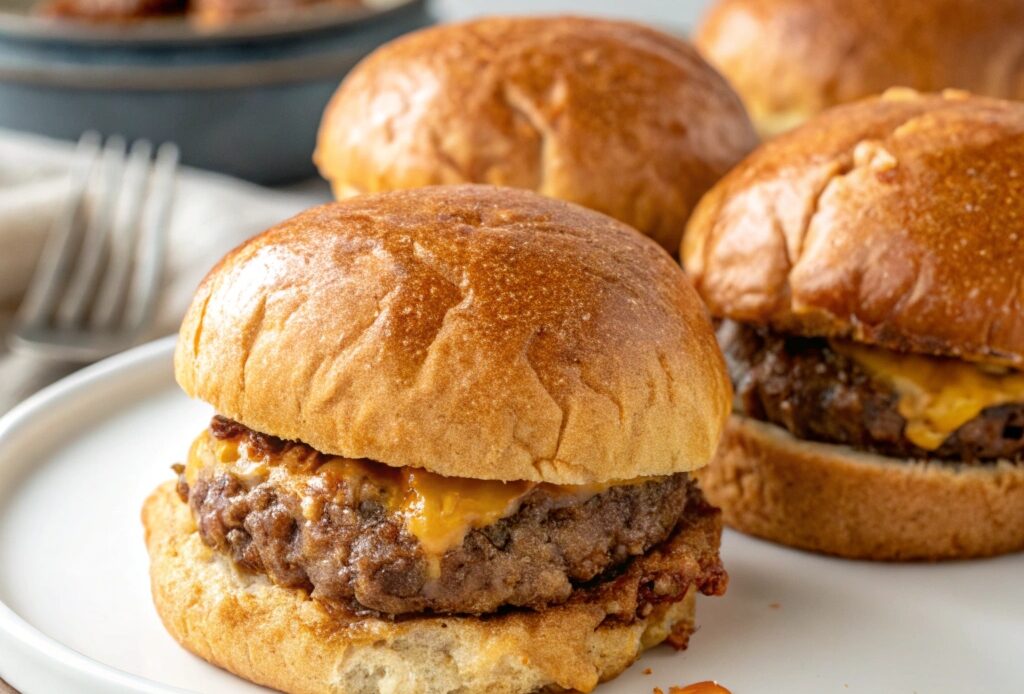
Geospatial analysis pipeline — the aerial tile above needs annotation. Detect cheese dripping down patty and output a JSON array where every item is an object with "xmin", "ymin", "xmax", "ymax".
[
  {"xmin": 184, "ymin": 429, "xmax": 630, "ymax": 558},
  {"xmin": 831, "ymin": 341, "xmax": 1024, "ymax": 451}
]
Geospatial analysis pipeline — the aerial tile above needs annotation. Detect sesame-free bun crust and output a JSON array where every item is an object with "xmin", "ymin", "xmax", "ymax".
[
  {"xmin": 176, "ymin": 186, "xmax": 731, "ymax": 484},
  {"xmin": 698, "ymin": 416, "xmax": 1024, "ymax": 560},
  {"xmin": 683, "ymin": 89, "xmax": 1024, "ymax": 368},
  {"xmin": 314, "ymin": 16, "xmax": 758, "ymax": 253},
  {"xmin": 143, "ymin": 482, "xmax": 702, "ymax": 694},
  {"xmin": 696, "ymin": 0, "xmax": 1024, "ymax": 136}
]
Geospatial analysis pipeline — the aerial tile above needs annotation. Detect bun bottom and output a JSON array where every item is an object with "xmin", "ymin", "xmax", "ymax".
[
  {"xmin": 142, "ymin": 482, "xmax": 699, "ymax": 694},
  {"xmin": 697, "ymin": 416, "xmax": 1024, "ymax": 560}
]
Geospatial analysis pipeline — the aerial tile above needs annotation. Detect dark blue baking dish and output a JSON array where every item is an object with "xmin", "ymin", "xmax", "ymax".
[{"xmin": 0, "ymin": 0, "xmax": 432, "ymax": 183}]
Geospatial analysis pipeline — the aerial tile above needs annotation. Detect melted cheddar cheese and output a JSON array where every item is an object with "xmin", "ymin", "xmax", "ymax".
[
  {"xmin": 400, "ymin": 469, "xmax": 534, "ymax": 556},
  {"xmin": 185, "ymin": 431, "xmax": 582, "ymax": 558},
  {"xmin": 833, "ymin": 342, "xmax": 1024, "ymax": 450}
]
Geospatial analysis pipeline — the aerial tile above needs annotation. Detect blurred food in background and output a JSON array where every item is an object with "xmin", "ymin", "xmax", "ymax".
[
  {"xmin": 315, "ymin": 15, "xmax": 758, "ymax": 253},
  {"xmin": 0, "ymin": 0, "xmax": 431, "ymax": 182},
  {"xmin": 38, "ymin": 0, "xmax": 361, "ymax": 25},
  {"xmin": 189, "ymin": 0, "xmax": 359, "ymax": 25},
  {"xmin": 40, "ymin": 0, "xmax": 183, "ymax": 22},
  {"xmin": 696, "ymin": 0, "xmax": 1024, "ymax": 137}
]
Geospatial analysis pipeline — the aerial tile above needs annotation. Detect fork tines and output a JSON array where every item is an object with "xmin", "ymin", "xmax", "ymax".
[{"xmin": 11, "ymin": 132, "xmax": 179, "ymax": 362}]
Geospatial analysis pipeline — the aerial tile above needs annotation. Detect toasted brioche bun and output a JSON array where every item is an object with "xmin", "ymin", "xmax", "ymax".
[
  {"xmin": 683, "ymin": 89, "xmax": 1024, "ymax": 368},
  {"xmin": 143, "ymin": 482, "xmax": 704, "ymax": 694},
  {"xmin": 697, "ymin": 416, "xmax": 1024, "ymax": 560},
  {"xmin": 314, "ymin": 16, "xmax": 758, "ymax": 253},
  {"xmin": 175, "ymin": 185, "xmax": 730, "ymax": 484},
  {"xmin": 695, "ymin": 0, "xmax": 1024, "ymax": 136}
]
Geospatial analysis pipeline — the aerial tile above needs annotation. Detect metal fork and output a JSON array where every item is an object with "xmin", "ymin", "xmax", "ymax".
[{"xmin": 9, "ymin": 131, "xmax": 179, "ymax": 363}]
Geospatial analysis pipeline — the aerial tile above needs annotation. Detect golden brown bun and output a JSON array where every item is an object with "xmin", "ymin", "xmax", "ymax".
[
  {"xmin": 143, "ymin": 482, "xmax": 702, "ymax": 694},
  {"xmin": 176, "ymin": 185, "xmax": 731, "ymax": 484},
  {"xmin": 683, "ymin": 89, "xmax": 1024, "ymax": 368},
  {"xmin": 696, "ymin": 0, "xmax": 1024, "ymax": 136},
  {"xmin": 697, "ymin": 416, "xmax": 1024, "ymax": 560},
  {"xmin": 314, "ymin": 15, "xmax": 758, "ymax": 253}
]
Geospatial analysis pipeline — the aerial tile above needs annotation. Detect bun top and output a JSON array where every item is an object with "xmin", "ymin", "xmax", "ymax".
[
  {"xmin": 683, "ymin": 89, "xmax": 1024, "ymax": 368},
  {"xmin": 314, "ymin": 15, "xmax": 757, "ymax": 254},
  {"xmin": 696, "ymin": 0, "xmax": 1024, "ymax": 136},
  {"xmin": 176, "ymin": 185, "xmax": 731, "ymax": 484}
]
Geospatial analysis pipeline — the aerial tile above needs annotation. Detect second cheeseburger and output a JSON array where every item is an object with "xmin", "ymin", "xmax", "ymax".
[
  {"xmin": 684, "ymin": 89, "xmax": 1024, "ymax": 561},
  {"xmin": 144, "ymin": 185, "xmax": 731, "ymax": 693}
]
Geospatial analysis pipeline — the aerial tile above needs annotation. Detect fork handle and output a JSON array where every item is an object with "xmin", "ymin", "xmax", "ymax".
[{"xmin": 0, "ymin": 352, "xmax": 78, "ymax": 415}]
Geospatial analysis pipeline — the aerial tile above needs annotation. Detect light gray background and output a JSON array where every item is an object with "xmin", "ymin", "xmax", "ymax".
[{"xmin": 435, "ymin": 0, "xmax": 709, "ymax": 32}]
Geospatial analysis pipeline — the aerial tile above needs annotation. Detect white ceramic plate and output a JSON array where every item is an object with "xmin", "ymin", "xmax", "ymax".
[{"xmin": 0, "ymin": 338, "xmax": 1021, "ymax": 693}]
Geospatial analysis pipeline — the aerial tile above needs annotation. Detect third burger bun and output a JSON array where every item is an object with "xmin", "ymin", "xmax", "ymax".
[
  {"xmin": 696, "ymin": 0, "xmax": 1024, "ymax": 136},
  {"xmin": 176, "ymin": 185, "xmax": 731, "ymax": 485},
  {"xmin": 314, "ymin": 16, "xmax": 758, "ymax": 254}
]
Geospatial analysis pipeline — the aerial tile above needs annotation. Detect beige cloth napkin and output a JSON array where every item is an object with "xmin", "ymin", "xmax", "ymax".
[{"xmin": 0, "ymin": 129, "xmax": 331, "ymax": 410}]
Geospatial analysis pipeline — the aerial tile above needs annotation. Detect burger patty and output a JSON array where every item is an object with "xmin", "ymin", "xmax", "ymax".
[
  {"xmin": 719, "ymin": 320, "xmax": 1024, "ymax": 463},
  {"xmin": 179, "ymin": 418, "xmax": 717, "ymax": 616}
]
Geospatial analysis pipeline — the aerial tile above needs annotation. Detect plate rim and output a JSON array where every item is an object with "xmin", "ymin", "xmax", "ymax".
[{"xmin": 0, "ymin": 336, "xmax": 188, "ymax": 694}]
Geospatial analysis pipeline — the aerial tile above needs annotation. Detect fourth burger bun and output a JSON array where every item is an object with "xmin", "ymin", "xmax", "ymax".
[
  {"xmin": 696, "ymin": 0, "xmax": 1024, "ymax": 136},
  {"xmin": 314, "ymin": 16, "xmax": 758, "ymax": 253}
]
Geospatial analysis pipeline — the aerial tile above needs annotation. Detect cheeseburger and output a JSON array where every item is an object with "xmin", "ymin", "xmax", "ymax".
[
  {"xmin": 314, "ymin": 15, "xmax": 758, "ymax": 254},
  {"xmin": 144, "ymin": 186, "xmax": 731, "ymax": 693},
  {"xmin": 683, "ymin": 89, "xmax": 1024, "ymax": 560},
  {"xmin": 696, "ymin": 0, "xmax": 1024, "ymax": 137}
]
